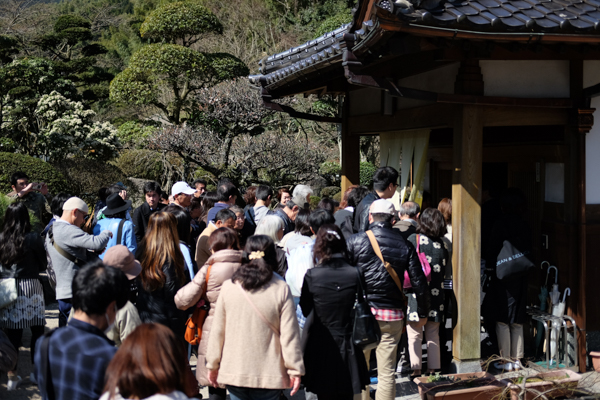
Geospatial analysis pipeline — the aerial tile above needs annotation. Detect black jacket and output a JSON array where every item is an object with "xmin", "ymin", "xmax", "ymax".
[
  {"xmin": 353, "ymin": 192, "xmax": 380, "ymax": 233},
  {"xmin": 347, "ymin": 221, "xmax": 430, "ymax": 317},
  {"xmin": 0, "ymin": 233, "xmax": 47, "ymax": 279},
  {"xmin": 275, "ymin": 208, "xmax": 295, "ymax": 236},
  {"xmin": 135, "ymin": 262, "xmax": 189, "ymax": 338},
  {"xmin": 132, "ymin": 202, "xmax": 166, "ymax": 243}
]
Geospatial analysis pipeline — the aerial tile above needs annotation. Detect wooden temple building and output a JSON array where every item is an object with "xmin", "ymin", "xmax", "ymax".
[{"xmin": 249, "ymin": 0, "xmax": 600, "ymax": 371}]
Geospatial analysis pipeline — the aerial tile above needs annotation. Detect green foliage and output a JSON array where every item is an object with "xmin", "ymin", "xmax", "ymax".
[
  {"xmin": 321, "ymin": 186, "xmax": 341, "ymax": 198},
  {"xmin": 319, "ymin": 161, "xmax": 341, "ymax": 186},
  {"xmin": 333, "ymin": 191, "xmax": 342, "ymax": 203},
  {"xmin": 309, "ymin": 195, "xmax": 321, "ymax": 210},
  {"xmin": 111, "ymin": 149, "xmax": 163, "ymax": 181},
  {"xmin": 110, "ymin": 43, "xmax": 248, "ymax": 123},
  {"xmin": 0, "ymin": 153, "xmax": 71, "ymax": 195},
  {"xmin": 117, "ymin": 121, "xmax": 158, "ymax": 147},
  {"xmin": 314, "ymin": 8, "xmax": 352, "ymax": 38},
  {"xmin": 140, "ymin": 2, "xmax": 223, "ymax": 46},
  {"xmin": 52, "ymin": 158, "xmax": 133, "ymax": 204},
  {"xmin": 0, "ymin": 35, "xmax": 20, "ymax": 64},
  {"xmin": 360, "ymin": 161, "xmax": 377, "ymax": 187}
]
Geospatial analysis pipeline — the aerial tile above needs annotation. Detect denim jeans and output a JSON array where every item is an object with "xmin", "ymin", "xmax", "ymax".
[
  {"xmin": 226, "ymin": 386, "xmax": 281, "ymax": 400},
  {"xmin": 58, "ymin": 298, "xmax": 72, "ymax": 327}
]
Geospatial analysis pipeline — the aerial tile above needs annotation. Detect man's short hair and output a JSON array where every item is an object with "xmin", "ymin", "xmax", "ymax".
[
  {"xmin": 399, "ymin": 201, "xmax": 420, "ymax": 219},
  {"xmin": 10, "ymin": 171, "xmax": 28, "ymax": 187},
  {"xmin": 143, "ymin": 181, "xmax": 162, "ymax": 196},
  {"xmin": 192, "ymin": 179, "xmax": 207, "ymax": 187},
  {"xmin": 72, "ymin": 260, "xmax": 129, "ymax": 315},
  {"xmin": 371, "ymin": 213, "xmax": 395, "ymax": 224},
  {"xmin": 373, "ymin": 166, "xmax": 399, "ymax": 192},
  {"xmin": 51, "ymin": 193, "xmax": 72, "ymax": 216},
  {"xmin": 216, "ymin": 181, "xmax": 238, "ymax": 202},
  {"xmin": 255, "ymin": 185, "xmax": 273, "ymax": 201},
  {"xmin": 309, "ymin": 209, "xmax": 335, "ymax": 233},
  {"xmin": 214, "ymin": 208, "xmax": 236, "ymax": 223}
]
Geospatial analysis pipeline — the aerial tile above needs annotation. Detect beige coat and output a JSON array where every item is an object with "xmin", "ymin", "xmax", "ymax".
[
  {"xmin": 195, "ymin": 223, "xmax": 217, "ymax": 267},
  {"xmin": 206, "ymin": 275, "xmax": 305, "ymax": 389},
  {"xmin": 174, "ymin": 249, "xmax": 243, "ymax": 386}
]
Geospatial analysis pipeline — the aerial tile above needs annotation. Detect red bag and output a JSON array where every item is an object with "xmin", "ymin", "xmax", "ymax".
[
  {"xmin": 184, "ymin": 265, "xmax": 212, "ymax": 345},
  {"xmin": 403, "ymin": 234, "xmax": 432, "ymax": 289}
]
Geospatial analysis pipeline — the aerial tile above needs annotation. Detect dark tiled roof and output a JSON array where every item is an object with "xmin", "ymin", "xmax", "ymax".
[{"xmin": 404, "ymin": 0, "xmax": 600, "ymax": 31}]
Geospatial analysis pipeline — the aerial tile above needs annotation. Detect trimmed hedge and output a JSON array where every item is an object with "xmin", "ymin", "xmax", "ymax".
[{"xmin": 0, "ymin": 152, "xmax": 70, "ymax": 195}]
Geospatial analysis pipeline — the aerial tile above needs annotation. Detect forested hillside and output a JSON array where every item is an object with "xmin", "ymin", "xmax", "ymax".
[{"xmin": 0, "ymin": 0, "xmax": 378, "ymax": 195}]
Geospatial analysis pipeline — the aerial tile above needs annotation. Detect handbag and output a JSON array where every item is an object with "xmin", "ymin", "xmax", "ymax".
[
  {"xmin": 0, "ymin": 264, "xmax": 18, "ymax": 309},
  {"xmin": 495, "ymin": 240, "xmax": 534, "ymax": 280},
  {"xmin": 352, "ymin": 268, "xmax": 381, "ymax": 351},
  {"xmin": 403, "ymin": 234, "xmax": 432, "ymax": 289},
  {"xmin": 184, "ymin": 264, "xmax": 212, "ymax": 345}
]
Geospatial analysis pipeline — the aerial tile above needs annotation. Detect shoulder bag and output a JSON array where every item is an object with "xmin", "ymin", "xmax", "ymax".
[
  {"xmin": 0, "ymin": 264, "xmax": 18, "ymax": 309},
  {"xmin": 496, "ymin": 240, "xmax": 534, "ymax": 280},
  {"xmin": 184, "ymin": 264, "xmax": 212, "ymax": 345},
  {"xmin": 236, "ymin": 283, "xmax": 280, "ymax": 336},
  {"xmin": 403, "ymin": 234, "xmax": 432, "ymax": 289},
  {"xmin": 352, "ymin": 267, "xmax": 381, "ymax": 351}
]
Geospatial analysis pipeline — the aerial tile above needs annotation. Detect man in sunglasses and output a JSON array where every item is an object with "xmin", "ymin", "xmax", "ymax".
[{"xmin": 46, "ymin": 197, "xmax": 113, "ymax": 327}]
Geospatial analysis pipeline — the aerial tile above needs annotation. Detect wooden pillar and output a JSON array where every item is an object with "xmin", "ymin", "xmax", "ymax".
[
  {"xmin": 451, "ymin": 104, "xmax": 483, "ymax": 366},
  {"xmin": 341, "ymin": 93, "xmax": 360, "ymax": 194},
  {"xmin": 570, "ymin": 108, "xmax": 594, "ymax": 370}
]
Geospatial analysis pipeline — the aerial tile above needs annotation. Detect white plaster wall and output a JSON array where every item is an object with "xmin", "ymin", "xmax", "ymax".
[
  {"xmin": 583, "ymin": 60, "xmax": 600, "ymax": 88},
  {"xmin": 480, "ymin": 60, "xmax": 569, "ymax": 98},
  {"xmin": 349, "ymin": 88, "xmax": 381, "ymax": 116},
  {"xmin": 586, "ymin": 96, "xmax": 600, "ymax": 204},
  {"xmin": 397, "ymin": 63, "xmax": 460, "ymax": 110}
]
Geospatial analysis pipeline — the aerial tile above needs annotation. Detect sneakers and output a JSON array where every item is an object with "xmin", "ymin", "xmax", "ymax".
[
  {"xmin": 7, "ymin": 374, "xmax": 22, "ymax": 391},
  {"xmin": 493, "ymin": 361, "xmax": 514, "ymax": 371}
]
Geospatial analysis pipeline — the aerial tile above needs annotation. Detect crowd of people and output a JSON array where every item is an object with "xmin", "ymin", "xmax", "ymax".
[{"xmin": 0, "ymin": 168, "xmax": 532, "ymax": 400}]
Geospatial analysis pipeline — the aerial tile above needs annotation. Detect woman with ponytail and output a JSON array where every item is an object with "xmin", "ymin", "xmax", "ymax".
[
  {"xmin": 205, "ymin": 235, "xmax": 304, "ymax": 400},
  {"xmin": 299, "ymin": 224, "xmax": 369, "ymax": 400}
]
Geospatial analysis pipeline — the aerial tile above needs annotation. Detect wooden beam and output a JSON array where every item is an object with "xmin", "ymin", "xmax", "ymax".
[
  {"xmin": 341, "ymin": 93, "xmax": 360, "ymax": 194},
  {"xmin": 348, "ymin": 104, "xmax": 569, "ymax": 135},
  {"xmin": 452, "ymin": 104, "xmax": 483, "ymax": 364}
]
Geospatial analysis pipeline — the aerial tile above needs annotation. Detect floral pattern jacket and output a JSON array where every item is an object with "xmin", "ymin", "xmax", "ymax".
[{"xmin": 406, "ymin": 233, "xmax": 449, "ymax": 323}]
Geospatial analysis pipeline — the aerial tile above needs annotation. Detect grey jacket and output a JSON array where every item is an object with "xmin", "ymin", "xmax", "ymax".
[{"xmin": 46, "ymin": 219, "xmax": 111, "ymax": 300}]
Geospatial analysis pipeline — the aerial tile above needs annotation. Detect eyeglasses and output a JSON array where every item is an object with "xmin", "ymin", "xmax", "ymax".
[{"xmin": 236, "ymin": 215, "xmax": 245, "ymax": 220}]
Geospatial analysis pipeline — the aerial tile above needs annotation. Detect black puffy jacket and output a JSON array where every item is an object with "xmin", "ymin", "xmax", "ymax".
[
  {"xmin": 353, "ymin": 192, "xmax": 379, "ymax": 233},
  {"xmin": 347, "ymin": 221, "xmax": 431, "ymax": 318}
]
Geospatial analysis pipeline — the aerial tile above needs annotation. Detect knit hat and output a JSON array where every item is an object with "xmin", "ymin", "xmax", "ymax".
[
  {"xmin": 103, "ymin": 245, "xmax": 141, "ymax": 280},
  {"xmin": 62, "ymin": 197, "xmax": 89, "ymax": 213},
  {"xmin": 370, "ymin": 199, "xmax": 396, "ymax": 215}
]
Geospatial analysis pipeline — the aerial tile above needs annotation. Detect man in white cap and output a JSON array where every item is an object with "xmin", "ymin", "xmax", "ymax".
[
  {"xmin": 347, "ymin": 199, "xmax": 430, "ymax": 400},
  {"xmin": 171, "ymin": 181, "xmax": 196, "ymax": 209},
  {"xmin": 46, "ymin": 197, "xmax": 113, "ymax": 327}
]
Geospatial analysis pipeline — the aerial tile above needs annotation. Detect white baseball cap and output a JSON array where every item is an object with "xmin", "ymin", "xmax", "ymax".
[
  {"xmin": 171, "ymin": 181, "xmax": 196, "ymax": 196},
  {"xmin": 370, "ymin": 199, "xmax": 396, "ymax": 215},
  {"xmin": 62, "ymin": 197, "xmax": 89, "ymax": 213}
]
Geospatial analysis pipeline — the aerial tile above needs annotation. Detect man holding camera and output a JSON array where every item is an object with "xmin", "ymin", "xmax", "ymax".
[{"xmin": 7, "ymin": 171, "xmax": 51, "ymax": 233}]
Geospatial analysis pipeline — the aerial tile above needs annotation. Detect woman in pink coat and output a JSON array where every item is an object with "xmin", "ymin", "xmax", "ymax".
[{"xmin": 175, "ymin": 227, "xmax": 243, "ymax": 400}]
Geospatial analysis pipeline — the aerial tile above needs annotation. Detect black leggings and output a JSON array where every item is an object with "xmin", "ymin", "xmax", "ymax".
[{"xmin": 4, "ymin": 326, "xmax": 45, "ymax": 366}]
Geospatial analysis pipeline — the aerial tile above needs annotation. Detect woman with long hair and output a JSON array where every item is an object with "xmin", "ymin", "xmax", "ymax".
[
  {"xmin": 164, "ymin": 205, "xmax": 196, "ymax": 280},
  {"xmin": 300, "ymin": 224, "xmax": 369, "ymax": 400},
  {"xmin": 135, "ymin": 212, "xmax": 189, "ymax": 338},
  {"xmin": 0, "ymin": 202, "xmax": 47, "ymax": 389},
  {"xmin": 206, "ymin": 235, "xmax": 304, "ymax": 400},
  {"xmin": 175, "ymin": 228, "xmax": 243, "ymax": 400},
  {"xmin": 405, "ymin": 208, "xmax": 450, "ymax": 376},
  {"xmin": 101, "ymin": 323, "xmax": 197, "ymax": 400}
]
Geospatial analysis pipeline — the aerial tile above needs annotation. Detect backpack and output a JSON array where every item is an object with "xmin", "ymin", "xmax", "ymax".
[{"xmin": 184, "ymin": 264, "xmax": 212, "ymax": 345}]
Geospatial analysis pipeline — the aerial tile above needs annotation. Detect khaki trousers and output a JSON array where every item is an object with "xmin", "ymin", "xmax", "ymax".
[
  {"xmin": 361, "ymin": 319, "xmax": 404, "ymax": 400},
  {"xmin": 496, "ymin": 322, "xmax": 524, "ymax": 359},
  {"xmin": 407, "ymin": 321, "xmax": 441, "ymax": 371}
]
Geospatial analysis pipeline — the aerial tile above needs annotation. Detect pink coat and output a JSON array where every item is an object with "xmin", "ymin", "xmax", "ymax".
[{"xmin": 175, "ymin": 249, "xmax": 243, "ymax": 386}]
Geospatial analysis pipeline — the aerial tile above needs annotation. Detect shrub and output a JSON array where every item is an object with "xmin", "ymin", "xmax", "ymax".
[
  {"xmin": 112, "ymin": 149, "xmax": 164, "ymax": 181},
  {"xmin": 321, "ymin": 186, "xmax": 341, "ymax": 198},
  {"xmin": 52, "ymin": 158, "xmax": 135, "ymax": 205},
  {"xmin": 360, "ymin": 161, "xmax": 377, "ymax": 188},
  {"xmin": 309, "ymin": 195, "xmax": 321, "ymax": 210},
  {"xmin": 0, "ymin": 152, "xmax": 70, "ymax": 195}
]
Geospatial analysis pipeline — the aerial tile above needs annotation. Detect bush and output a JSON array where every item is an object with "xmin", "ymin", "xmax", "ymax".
[
  {"xmin": 321, "ymin": 186, "xmax": 341, "ymax": 198},
  {"xmin": 360, "ymin": 161, "xmax": 377, "ymax": 187},
  {"xmin": 309, "ymin": 195, "xmax": 321, "ymax": 210},
  {"xmin": 52, "ymin": 158, "xmax": 135, "ymax": 206},
  {"xmin": 112, "ymin": 149, "xmax": 164, "ymax": 181},
  {"xmin": 333, "ymin": 191, "xmax": 342, "ymax": 203},
  {"xmin": 0, "ymin": 152, "xmax": 71, "ymax": 195}
]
